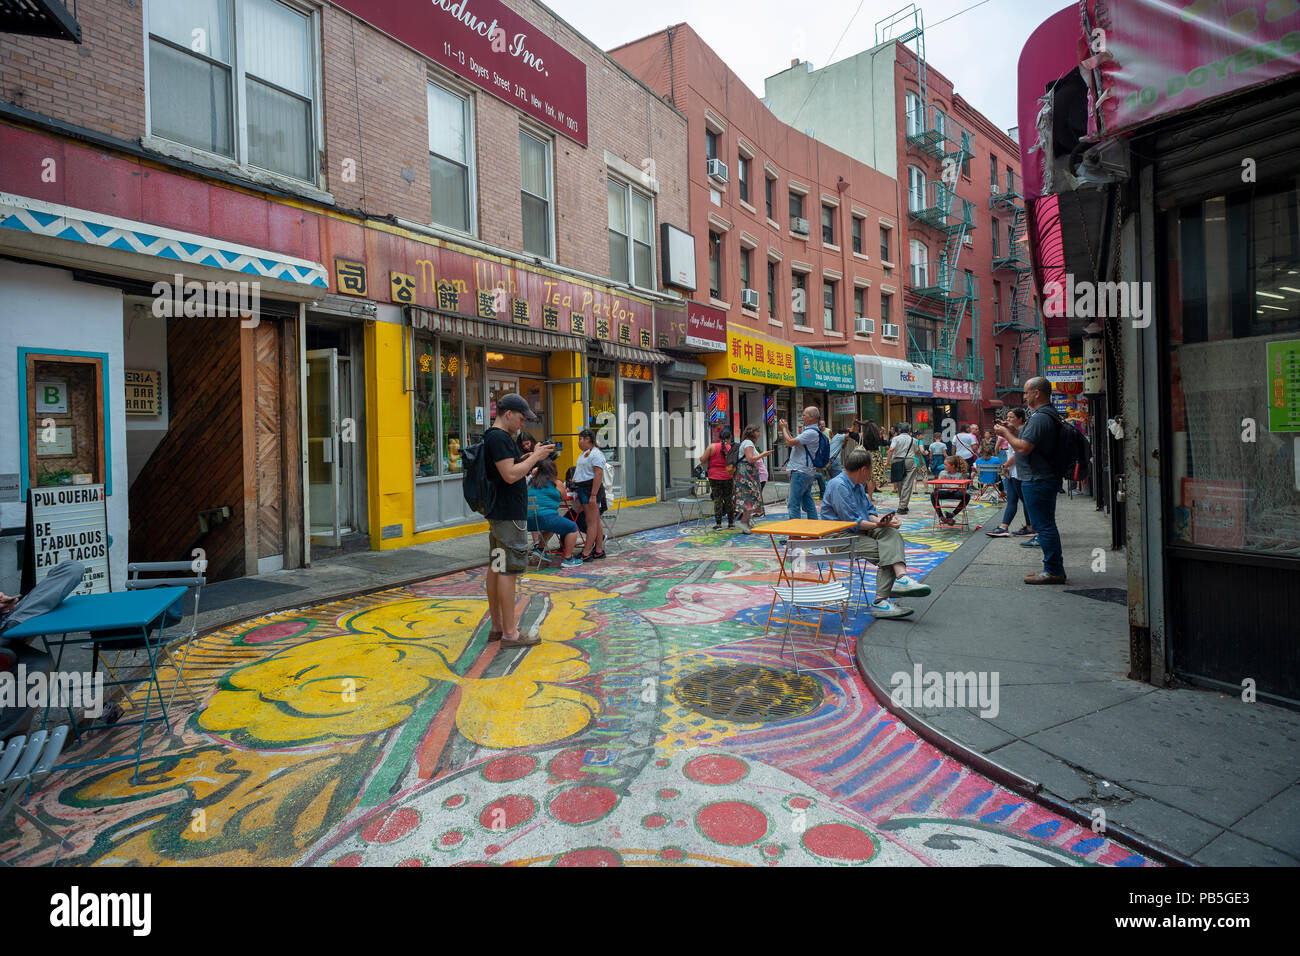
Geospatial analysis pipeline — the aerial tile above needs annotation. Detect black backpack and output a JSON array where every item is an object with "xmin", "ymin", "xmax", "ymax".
[
  {"xmin": 725, "ymin": 441, "xmax": 742, "ymax": 469},
  {"xmin": 1039, "ymin": 408, "xmax": 1089, "ymax": 479},
  {"xmin": 460, "ymin": 430, "xmax": 499, "ymax": 516}
]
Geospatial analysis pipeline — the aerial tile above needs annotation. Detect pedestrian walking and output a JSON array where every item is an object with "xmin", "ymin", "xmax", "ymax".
[
  {"xmin": 483, "ymin": 394, "xmax": 554, "ymax": 646},
  {"xmin": 986, "ymin": 406, "xmax": 1036, "ymax": 538},
  {"xmin": 819, "ymin": 449, "xmax": 931, "ymax": 618},
  {"xmin": 778, "ymin": 407, "xmax": 825, "ymax": 520},
  {"xmin": 734, "ymin": 423, "xmax": 773, "ymax": 532},
  {"xmin": 996, "ymin": 377, "xmax": 1067, "ymax": 584},
  {"xmin": 700, "ymin": 425, "xmax": 738, "ymax": 529}
]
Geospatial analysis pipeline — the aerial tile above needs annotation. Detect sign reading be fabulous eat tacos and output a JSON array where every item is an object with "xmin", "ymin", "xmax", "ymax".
[{"xmin": 332, "ymin": 0, "xmax": 588, "ymax": 147}]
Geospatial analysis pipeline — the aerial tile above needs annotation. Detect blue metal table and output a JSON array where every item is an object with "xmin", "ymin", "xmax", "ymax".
[{"xmin": 3, "ymin": 587, "xmax": 187, "ymax": 782}]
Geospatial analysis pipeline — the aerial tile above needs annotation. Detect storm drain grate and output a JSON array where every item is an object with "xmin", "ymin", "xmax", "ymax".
[
  {"xmin": 1065, "ymin": 587, "xmax": 1128, "ymax": 606},
  {"xmin": 675, "ymin": 664, "xmax": 823, "ymax": 722}
]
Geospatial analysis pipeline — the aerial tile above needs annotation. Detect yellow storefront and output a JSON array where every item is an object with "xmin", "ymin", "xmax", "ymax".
[{"xmin": 702, "ymin": 324, "xmax": 796, "ymax": 460}]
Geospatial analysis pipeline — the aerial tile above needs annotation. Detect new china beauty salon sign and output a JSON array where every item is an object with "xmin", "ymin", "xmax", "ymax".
[{"xmin": 331, "ymin": 0, "xmax": 589, "ymax": 146}]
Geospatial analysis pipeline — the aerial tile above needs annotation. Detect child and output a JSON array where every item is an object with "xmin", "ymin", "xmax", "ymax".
[
  {"xmin": 973, "ymin": 451, "xmax": 1002, "ymax": 489},
  {"xmin": 930, "ymin": 455, "xmax": 971, "ymax": 527}
]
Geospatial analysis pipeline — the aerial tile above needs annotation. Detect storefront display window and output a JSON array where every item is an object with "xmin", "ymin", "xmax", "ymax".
[
  {"xmin": 1165, "ymin": 180, "xmax": 1300, "ymax": 557},
  {"xmin": 441, "ymin": 341, "xmax": 463, "ymax": 474},
  {"xmin": 464, "ymin": 344, "xmax": 485, "ymax": 443},
  {"xmin": 413, "ymin": 334, "xmax": 440, "ymax": 476},
  {"xmin": 590, "ymin": 358, "xmax": 618, "ymax": 461}
]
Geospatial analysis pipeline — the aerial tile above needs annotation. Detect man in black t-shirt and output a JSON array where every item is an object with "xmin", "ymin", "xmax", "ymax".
[{"xmin": 484, "ymin": 394, "xmax": 553, "ymax": 646}]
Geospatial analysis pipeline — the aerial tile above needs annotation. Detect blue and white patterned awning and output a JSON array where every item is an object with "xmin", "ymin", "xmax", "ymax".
[{"xmin": 0, "ymin": 192, "xmax": 328, "ymax": 288}]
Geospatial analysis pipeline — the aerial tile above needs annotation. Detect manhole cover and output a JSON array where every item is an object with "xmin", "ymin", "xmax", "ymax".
[
  {"xmin": 675, "ymin": 664, "xmax": 823, "ymax": 722},
  {"xmin": 1065, "ymin": 587, "xmax": 1127, "ymax": 606}
]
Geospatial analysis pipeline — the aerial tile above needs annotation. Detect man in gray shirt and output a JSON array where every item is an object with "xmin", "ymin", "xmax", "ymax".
[
  {"xmin": 995, "ymin": 377, "xmax": 1066, "ymax": 584},
  {"xmin": 778, "ymin": 406, "xmax": 823, "ymax": 520}
]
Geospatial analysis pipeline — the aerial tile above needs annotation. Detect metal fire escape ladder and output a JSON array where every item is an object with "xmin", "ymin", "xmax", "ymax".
[{"xmin": 990, "ymin": 173, "xmax": 1043, "ymax": 397}]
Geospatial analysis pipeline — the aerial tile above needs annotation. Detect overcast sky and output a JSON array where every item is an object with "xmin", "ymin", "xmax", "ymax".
[{"xmin": 548, "ymin": 0, "xmax": 1063, "ymax": 135}]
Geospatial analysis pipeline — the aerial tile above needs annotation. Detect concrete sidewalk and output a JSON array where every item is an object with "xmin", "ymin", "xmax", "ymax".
[{"xmin": 855, "ymin": 493, "xmax": 1300, "ymax": 866}]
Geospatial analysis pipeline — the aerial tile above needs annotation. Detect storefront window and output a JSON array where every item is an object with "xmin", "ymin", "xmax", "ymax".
[
  {"xmin": 441, "ymin": 341, "xmax": 464, "ymax": 474},
  {"xmin": 1165, "ymin": 180, "xmax": 1300, "ymax": 556},
  {"xmin": 488, "ymin": 350, "xmax": 545, "ymax": 439},
  {"xmin": 413, "ymin": 334, "xmax": 440, "ymax": 477},
  {"xmin": 464, "ymin": 344, "xmax": 485, "ymax": 441},
  {"xmin": 590, "ymin": 358, "xmax": 618, "ymax": 460}
]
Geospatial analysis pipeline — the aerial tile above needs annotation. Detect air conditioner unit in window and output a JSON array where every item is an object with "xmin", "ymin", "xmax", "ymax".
[
  {"xmin": 881, "ymin": 322, "xmax": 900, "ymax": 339},
  {"xmin": 706, "ymin": 158, "xmax": 728, "ymax": 183},
  {"xmin": 791, "ymin": 217, "xmax": 810, "ymax": 235},
  {"xmin": 741, "ymin": 288, "xmax": 760, "ymax": 309},
  {"xmin": 991, "ymin": 182, "xmax": 1000, "ymax": 195},
  {"xmin": 854, "ymin": 316, "xmax": 875, "ymax": 335},
  {"xmin": 963, "ymin": 234, "xmax": 973, "ymax": 246}
]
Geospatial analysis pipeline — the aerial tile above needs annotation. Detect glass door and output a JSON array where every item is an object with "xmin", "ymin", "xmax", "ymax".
[{"xmin": 307, "ymin": 348, "xmax": 341, "ymax": 547}]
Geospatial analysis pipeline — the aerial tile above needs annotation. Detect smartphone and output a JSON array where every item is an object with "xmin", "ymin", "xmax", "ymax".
[{"xmin": 876, "ymin": 511, "xmax": 896, "ymax": 524}]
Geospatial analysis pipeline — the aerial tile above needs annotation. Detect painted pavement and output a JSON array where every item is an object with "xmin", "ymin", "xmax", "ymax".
[{"xmin": 2, "ymin": 501, "xmax": 1155, "ymax": 867}]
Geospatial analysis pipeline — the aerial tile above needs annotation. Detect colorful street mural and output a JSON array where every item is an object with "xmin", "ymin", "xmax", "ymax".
[{"xmin": 1, "ymin": 506, "xmax": 1155, "ymax": 867}]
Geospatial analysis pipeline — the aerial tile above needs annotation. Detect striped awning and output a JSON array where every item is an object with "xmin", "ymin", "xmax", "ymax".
[
  {"xmin": 597, "ymin": 339, "xmax": 672, "ymax": 364},
  {"xmin": 407, "ymin": 308, "xmax": 586, "ymax": 351}
]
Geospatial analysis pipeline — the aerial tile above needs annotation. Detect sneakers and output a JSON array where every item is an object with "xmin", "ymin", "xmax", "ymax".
[
  {"xmin": 738, "ymin": 518, "xmax": 752, "ymax": 533},
  {"xmin": 1012, "ymin": 526, "xmax": 1035, "ymax": 536},
  {"xmin": 1019, "ymin": 536, "xmax": 1040, "ymax": 548},
  {"xmin": 890, "ymin": 575, "xmax": 931, "ymax": 597},
  {"xmin": 561, "ymin": 555, "xmax": 584, "ymax": 568},
  {"xmin": 1024, "ymin": 571, "xmax": 1067, "ymax": 584},
  {"xmin": 897, "ymin": 508, "xmax": 909, "ymax": 515},
  {"xmin": 985, "ymin": 527, "xmax": 1012, "ymax": 537},
  {"xmin": 870, "ymin": 598, "xmax": 914, "ymax": 619}
]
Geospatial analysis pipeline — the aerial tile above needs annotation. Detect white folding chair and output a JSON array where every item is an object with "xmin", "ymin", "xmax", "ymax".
[
  {"xmin": 671, "ymin": 477, "xmax": 706, "ymax": 527},
  {"xmin": 0, "ymin": 725, "xmax": 70, "ymax": 864},
  {"xmin": 526, "ymin": 502, "xmax": 551, "ymax": 570},
  {"xmin": 763, "ymin": 535, "xmax": 857, "ymax": 675},
  {"xmin": 601, "ymin": 463, "xmax": 623, "ymax": 553}
]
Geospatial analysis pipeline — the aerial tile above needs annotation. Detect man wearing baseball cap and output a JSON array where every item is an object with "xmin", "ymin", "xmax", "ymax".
[{"xmin": 485, "ymin": 394, "xmax": 553, "ymax": 646}]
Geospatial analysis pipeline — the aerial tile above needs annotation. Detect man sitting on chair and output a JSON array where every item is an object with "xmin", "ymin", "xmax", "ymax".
[{"xmin": 819, "ymin": 449, "xmax": 931, "ymax": 620}]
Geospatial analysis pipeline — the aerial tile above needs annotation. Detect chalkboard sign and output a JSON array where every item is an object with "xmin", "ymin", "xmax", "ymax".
[{"xmin": 22, "ymin": 484, "xmax": 111, "ymax": 595}]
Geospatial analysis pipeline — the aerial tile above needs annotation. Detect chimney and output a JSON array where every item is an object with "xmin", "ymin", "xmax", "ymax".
[{"xmin": 791, "ymin": 58, "xmax": 799, "ymax": 68}]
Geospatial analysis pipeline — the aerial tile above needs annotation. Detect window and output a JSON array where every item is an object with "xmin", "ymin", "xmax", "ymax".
[
  {"xmin": 740, "ymin": 246, "xmax": 752, "ymax": 294},
  {"xmin": 708, "ymin": 230, "xmax": 721, "ymax": 299},
  {"xmin": 823, "ymin": 280, "xmax": 836, "ymax": 331},
  {"xmin": 996, "ymin": 344, "xmax": 1003, "ymax": 385},
  {"xmin": 905, "ymin": 90, "xmax": 920, "ymax": 137},
  {"xmin": 765, "ymin": 175, "xmax": 775, "ymax": 220},
  {"xmin": 791, "ymin": 271, "xmax": 807, "ymax": 326},
  {"xmin": 909, "ymin": 239, "xmax": 929, "ymax": 287},
  {"xmin": 767, "ymin": 260, "xmax": 777, "ymax": 318},
  {"xmin": 738, "ymin": 155, "xmax": 749, "ymax": 203},
  {"xmin": 907, "ymin": 166, "xmax": 925, "ymax": 212},
  {"xmin": 853, "ymin": 286, "xmax": 864, "ymax": 320},
  {"xmin": 1008, "ymin": 222, "xmax": 1017, "ymax": 257},
  {"xmin": 607, "ymin": 178, "xmax": 653, "ymax": 287},
  {"xmin": 961, "ymin": 133, "xmax": 973, "ymax": 178},
  {"xmin": 147, "ymin": 0, "xmax": 316, "ymax": 182},
  {"xmin": 1006, "ymin": 165, "xmax": 1016, "ymax": 192},
  {"xmin": 990, "ymin": 153, "xmax": 999, "ymax": 189},
  {"xmin": 992, "ymin": 217, "xmax": 1001, "ymax": 255},
  {"xmin": 880, "ymin": 226, "xmax": 890, "ymax": 262},
  {"xmin": 852, "ymin": 216, "xmax": 863, "ymax": 254},
  {"xmin": 993, "ymin": 280, "xmax": 1001, "ymax": 323},
  {"xmin": 428, "ymin": 82, "xmax": 473, "ymax": 233},
  {"xmin": 821, "ymin": 205, "xmax": 835, "ymax": 244},
  {"xmin": 520, "ymin": 128, "xmax": 552, "ymax": 258},
  {"xmin": 934, "ymin": 109, "xmax": 948, "ymax": 139},
  {"xmin": 705, "ymin": 129, "xmax": 718, "ymax": 161},
  {"xmin": 880, "ymin": 292, "xmax": 891, "ymax": 327},
  {"xmin": 789, "ymin": 191, "xmax": 804, "ymax": 222}
]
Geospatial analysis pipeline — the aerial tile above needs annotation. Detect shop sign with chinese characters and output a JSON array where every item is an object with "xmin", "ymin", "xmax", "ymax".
[
  {"xmin": 704, "ymin": 328, "xmax": 795, "ymax": 386},
  {"xmin": 932, "ymin": 377, "xmax": 982, "ymax": 401},
  {"xmin": 619, "ymin": 363, "xmax": 653, "ymax": 382},
  {"xmin": 794, "ymin": 346, "xmax": 855, "ymax": 392}
]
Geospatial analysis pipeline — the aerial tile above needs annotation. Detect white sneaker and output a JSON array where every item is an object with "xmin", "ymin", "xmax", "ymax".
[
  {"xmin": 561, "ymin": 556, "xmax": 584, "ymax": 568},
  {"xmin": 870, "ymin": 598, "xmax": 914, "ymax": 619},
  {"xmin": 890, "ymin": 575, "xmax": 932, "ymax": 597}
]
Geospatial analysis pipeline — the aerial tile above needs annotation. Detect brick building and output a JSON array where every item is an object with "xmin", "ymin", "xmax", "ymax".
[
  {"xmin": 0, "ymin": 0, "xmax": 693, "ymax": 588},
  {"xmin": 611, "ymin": 24, "xmax": 911, "ymax": 469}
]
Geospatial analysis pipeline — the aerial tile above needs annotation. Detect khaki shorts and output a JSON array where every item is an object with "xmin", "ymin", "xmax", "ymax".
[{"xmin": 488, "ymin": 519, "xmax": 530, "ymax": 574}]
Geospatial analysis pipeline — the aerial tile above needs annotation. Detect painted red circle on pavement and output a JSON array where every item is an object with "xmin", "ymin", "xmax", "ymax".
[
  {"xmin": 442, "ymin": 794, "xmax": 467, "ymax": 810},
  {"xmin": 478, "ymin": 794, "xmax": 537, "ymax": 831},
  {"xmin": 683, "ymin": 754, "xmax": 748, "ymax": 785},
  {"xmin": 331, "ymin": 853, "xmax": 362, "ymax": 867},
  {"xmin": 482, "ymin": 754, "xmax": 538, "ymax": 783},
  {"xmin": 553, "ymin": 847, "xmax": 622, "ymax": 867},
  {"xmin": 654, "ymin": 758, "xmax": 670, "ymax": 768},
  {"xmin": 397, "ymin": 857, "xmax": 425, "ymax": 867},
  {"xmin": 439, "ymin": 830, "xmax": 464, "ymax": 848},
  {"xmin": 547, "ymin": 748, "xmax": 589, "ymax": 781},
  {"xmin": 695, "ymin": 801, "xmax": 769, "ymax": 846},
  {"xmin": 762, "ymin": 843, "xmax": 783, "ymax": 858},
  {"xmin": 659, "ymin": 847, "xmax": 685, "ymax": 863},
  {"xmin": 642, "ymin": 813, "xmax": 670, "ymax": 830},
  {"xmin": 548, "ymin": 785, "xmax": 619, "ymax": 825},
  {"xmin": 801, "ymin": 823, "xmax": 877, "ymax": 863},
  {"xmin": 658, "ymin": 788, "xmax": 680, "ymax": 800},
  {"xmin": 788, "ymin": 797, "xmax": 812, "ymax": 810},
  {"xmin": 360, "ymin": 807, "xmax": 420, "ymax": 844}
]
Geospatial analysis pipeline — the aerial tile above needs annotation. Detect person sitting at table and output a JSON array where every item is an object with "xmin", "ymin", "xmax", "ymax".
[
  {"xmin": 527, "ymin": 459, "xmax": 583, "ymax": 568},
  {"xmin": 973, "ymin": 450, "xmax": 1002, "ymax": 491},
  {"xmin": 930, "ymin": 455, "xmax": 971, "ymax": 527},
  {"xmin": 819, "ymin": 449, "xmax": 931, "ymax": 619}
]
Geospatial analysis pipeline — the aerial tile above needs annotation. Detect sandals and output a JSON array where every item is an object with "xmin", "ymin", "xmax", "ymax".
[{"xmin": 500, "ymin": 632, "xmax": 542, "ymax": 648}]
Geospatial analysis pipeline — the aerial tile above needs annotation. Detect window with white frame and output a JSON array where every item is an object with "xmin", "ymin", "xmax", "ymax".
[
  {"xmin": 789, "ymin": 191, "xmax": 804, "ymax": 222},
  {"xmin": 880, "ymin": 225, "xmax": 890, "ymax": 262},
  {"xmin": 738, "ymin": 155, "xmax": 749, "ymax": 203},
  {"xmin": 934, "ymin": 108, "xmax": 948, "ymax": 139},
  {"xmin": 881, "ymin": 292, "xmax": 892, "ymax": 327},
  {"xmin": 852, "ymin": 216, "xmax": 863, "ymax": 254},
  {"xmin": 607, "ymin": 178, "xmax": 653, "ymax": 288},
  {"xmin": 791, "ymin": 271, "xmax": 807, "ymax": 325},
  {"xmin": 740, "ymin": 246, "xmax": 752, "ymax": 294},
  {"xmin": 905, "ymin": 90, "xmax": 920, "ymax": 137},
  {"xmin": 853, "ymin": 286, "xmax": 865, "ymax": 320},
  {"xmin": 823, "ymin": 280, "xmax": 836, "ymax": 331},
  {"xmin": 147, "ymin": 0, "xmax": 317, "ymax": 182},
  {"xmin": 821, "ymin": 204, "xmax": 835, "ymax": 244},
  {"xmin": 909, "ymin": 239, "xmax": 929, "ymax": 287},
  {"xmin": 708, "ymin": 231, "xmax": 722, "ymax": 300},
  {"xmin": 520, "ymin": 128, "xmax": 552, "ymax": 258},
  {"xmin": 765, "ymin": 174, "xmax": 775, "ymax": 220},
  {"xmin": 428, "ymin": 81, "xmax": 473, "ymax": 233},
  {"xmin": 907, "ymin": 166, "xmax": 925, "ymax": 212},
  {"xmin": 767, "ymin": 259, "xmax": 777, "ymax": 318}
]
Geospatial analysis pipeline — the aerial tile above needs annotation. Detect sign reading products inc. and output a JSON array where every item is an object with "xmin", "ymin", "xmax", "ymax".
[
  {"xmin": 331, "ymin": 0, "xmax": 588, "ymax": 146},
  {"xmin": 28, "ymin": 484, "xmax": 110, "ymax": 595},
  {"xmin": 686, "ymin": 301, "xmax": 726, "ymax": 351}
]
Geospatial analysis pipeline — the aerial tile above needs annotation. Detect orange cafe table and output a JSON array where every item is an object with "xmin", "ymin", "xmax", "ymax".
[{"xmin": 749, "ymin": 519, "xmax": 859, "ymax": 586}]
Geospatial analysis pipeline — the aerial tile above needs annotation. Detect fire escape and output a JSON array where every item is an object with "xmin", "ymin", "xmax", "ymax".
[
  {"xmin": 990, "ymin": 169, "xmax": 1043, "ymax": 399},
  {"xmin": 881, "ymin": 4, "xmax": 981, "ymax": 383}
]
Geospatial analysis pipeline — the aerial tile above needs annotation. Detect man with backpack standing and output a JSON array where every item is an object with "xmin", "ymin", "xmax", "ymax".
[
  {"xmin": 478, "ymin": 395, "xmax": 554, "ymax": 645},
  {"xmin": 778, "ymin": 406, "xmax": 827, "ymax": 520},
  {"xmin": 995, "ymin": 376, "xmax": 1079, "ymax": 585}
]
